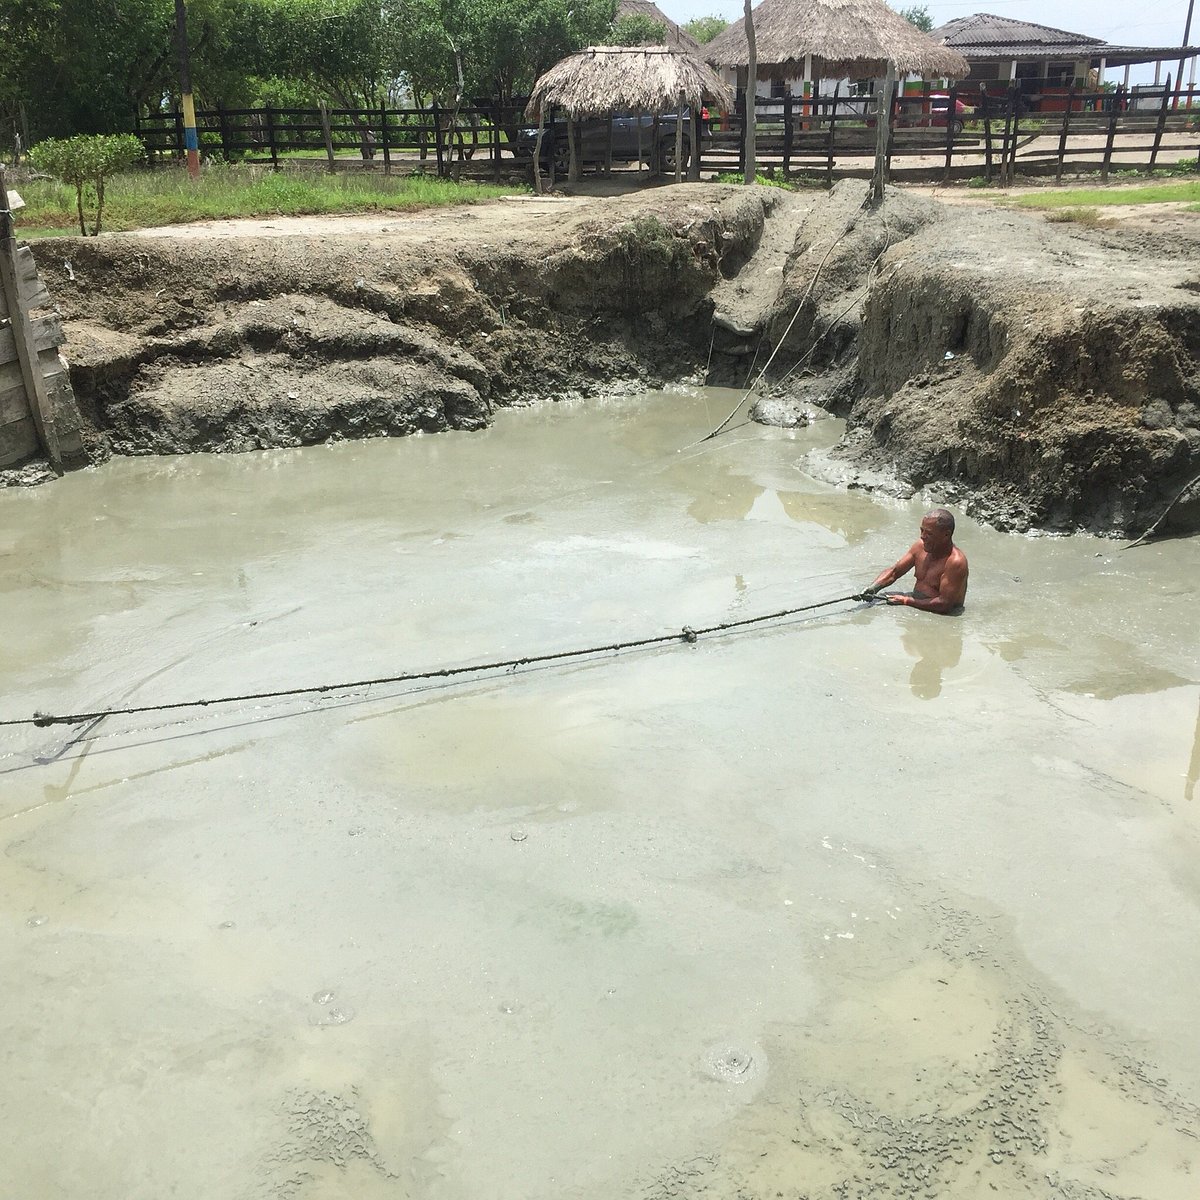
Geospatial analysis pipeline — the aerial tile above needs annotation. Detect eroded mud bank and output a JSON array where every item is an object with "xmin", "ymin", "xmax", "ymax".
[
  {"xmin": 17, "ymin": 181, "xmax": 1200, "ymax": 535},
  {"xmin": 29, "ymin": 188, "xmax": 770, "ymax": 460},
  {"xmin": 743, "ymin": 183, "xmax": 1200, "ymax": 535}
]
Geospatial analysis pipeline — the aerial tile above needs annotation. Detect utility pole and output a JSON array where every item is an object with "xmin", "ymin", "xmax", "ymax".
[
  {"xmin": 743, "ymin": 0, "xmax": 756, "ymax": 182},
  {"xmin": 175, "ymin": 0, "xmax": 201, "ymax": 177},
  {"xmin": 1173, "ymin": 0, "xmax": 1196, "ymax": 109}
]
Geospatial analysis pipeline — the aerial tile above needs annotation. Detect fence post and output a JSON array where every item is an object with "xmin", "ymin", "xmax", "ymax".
[
  {"xmin": 998, "ymin": 88, "xmax": 1013, "ymax": 186},
  {"xmin": 264, "ymin": 104, "xmax": 279, "ymax": 169},
  {"xmin": 980, "ymin": 87, "xmax": 993, "ymax": 182},
  {"xmin": 173, "ymin": 109, "xmax": 185, "ymax": 162},
  {"xmin": 884, "ymin": 75, "xmax": 897, "ymax": 178},
  {"xmin": 1150, "ymin": 75, "xmax": 1171, "ymax": 168},
  {"xmin": 869, "ymin": 63, "xmax": 895, "ymax": 204},
  {"xmin": 1055, "ymin": 85, "xmax": 1075, "ymax": 184},
  {"xmin": 318, "ymin": 101, "xmax": 336, "ymax": 172},
  {"xmin": 1008, "ymin": 86, "xmax": 1021, "ymax": 182},
  {"xmin": 492, "ymin": 102, "xmax": 502, "ymax": 182},
  {"xmin": 826, "ymin": 83, "xmax": 839, "ymax": 189},
  {"xmin": 0, "ymin": 166, "xmax": 64, "ymax": 475},
  {"xmin": 942, "ymin": 84, "xmax": 957, "ymax": 184},
  {"xmin": 431, "ymin": 99, "xmax": 445, "ymax": 177},
  {"xmin": 380, "ymin": 102, "xmax": 391, "ymax": 173},
  {"xmin": 217, "ymin": 103, "xmax": 233, "ymax": 162},
  {"xmin": 1101, "ymin": 84, "xmax": 1121, "ymax": 181},
  {"xmin": 783, "ymin": 92, "xmax": 793, "ymax": 178}
]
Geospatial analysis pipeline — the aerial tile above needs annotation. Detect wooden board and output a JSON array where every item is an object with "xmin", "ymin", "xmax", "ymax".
[
  {"xmin": 0, "ymin": 271, "xmax": 51, "ymax": 316},
  {"xmin": 0, "ymin": 315, "xmax": 65, "ymax": 364},
  {"xmin": 0, "ymin": 346, "xmax": 63, "ymax": 396},
  {"xmin": 0, "ymin": 414, "xmax": 38, "ymax": 467}
]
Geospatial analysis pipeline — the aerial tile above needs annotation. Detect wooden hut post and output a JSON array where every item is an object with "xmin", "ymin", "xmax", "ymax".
[
  {"xmin": 869, "ymin": 62, "xmax": 895, "ymax": 205},
  {"xmin": 652, "ymin": 113, "xmax": 660, "ymax": 174},
  {"xmin": 606, "ymin": 112, "xmax": 615, "ymax": 176},
  {"xmin": 636, "ymin": 108, "xmax": 644, "ymax": 173},
  {"xmin": 688, "ymin": 106, "xmax": 701, "ymax": 181},
  {"xmin": 532, "ymin": 107, "xmax": 547, "ymax": 194},
  {"xmin": 567, "ymin": 114, "xmax": 579, "ymax": 182},
  {"xmin": 674, "ymin": 90, "xmax": 684, "ymax": 183}
]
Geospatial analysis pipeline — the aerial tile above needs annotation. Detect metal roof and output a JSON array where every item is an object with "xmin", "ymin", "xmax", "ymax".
[{"xmin": 933, "ymin": 13, "xmax": 1200, "ymax": 66}]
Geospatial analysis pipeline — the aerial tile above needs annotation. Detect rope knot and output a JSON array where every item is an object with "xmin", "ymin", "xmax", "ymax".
[{"xmin": 681, "ymin": 626, "xmax": 698, "ymax": 644}]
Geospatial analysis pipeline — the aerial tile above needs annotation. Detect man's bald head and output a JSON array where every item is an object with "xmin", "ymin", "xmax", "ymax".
[{"xmin": 926, "ymin": 507, "xmax": 955, "ymax": 534}]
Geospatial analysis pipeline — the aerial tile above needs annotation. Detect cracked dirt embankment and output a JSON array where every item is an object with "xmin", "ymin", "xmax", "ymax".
[{"xmin": 29, "ymin": 187, "xmax": 772, "ymax": 459}]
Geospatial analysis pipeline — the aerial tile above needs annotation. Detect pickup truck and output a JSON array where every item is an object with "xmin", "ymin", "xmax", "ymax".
[{"xmin": 513, "ymin": 111, "xmax": 694, "ymax": 174}]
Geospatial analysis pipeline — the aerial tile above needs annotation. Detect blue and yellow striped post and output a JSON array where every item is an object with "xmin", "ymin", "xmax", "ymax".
[{"xmin": 174, "ymin": 0, "xmax": 201, "ymax": 178}]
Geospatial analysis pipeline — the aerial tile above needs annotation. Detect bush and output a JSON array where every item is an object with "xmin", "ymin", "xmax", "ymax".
[{"xmin": 27, "ymin": 133, "xmax": 144, "ymax": 235}]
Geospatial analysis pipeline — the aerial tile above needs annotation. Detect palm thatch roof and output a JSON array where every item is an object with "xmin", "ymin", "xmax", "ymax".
[
  {"xmin": 526, "ymin": 45, "xmax": 734, "ymax": 118},
  {"xmin": 706, "ymin": 0, "xmax": 970, "ymax": 81},
  {"xmin": 617, "ymin": 0, "xmax": 704, "ymax": 56}
]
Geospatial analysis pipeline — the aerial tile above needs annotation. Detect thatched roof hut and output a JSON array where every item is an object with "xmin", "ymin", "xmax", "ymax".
[
  {"xmin": 705, "ymin": 0, "xmax": 970, "ymax": 81},
  {"xmin": 616, "ymin": 0, "xmax": 704, "ymax": 56},
  {"xmin": 526, "ymin": 45, "xmax": 734, "ymax": 118}
]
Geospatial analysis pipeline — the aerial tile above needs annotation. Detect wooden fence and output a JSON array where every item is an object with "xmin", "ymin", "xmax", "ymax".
[
  {"xmin": 135, "ymin": 101, "xmax": 528, "ymax": 180},
  {"xmin": 132, "ymin": 84, "xmax": 1200, "ymax": 185},
  {"xmin": 0, "ymin": 166, "xmax": 85, "ymax": 474}
]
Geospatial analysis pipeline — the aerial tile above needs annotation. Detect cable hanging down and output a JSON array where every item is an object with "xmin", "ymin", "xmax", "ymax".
[{"xmin": 0, "ymin": 593, "xmax": 868, "ymax": 732}]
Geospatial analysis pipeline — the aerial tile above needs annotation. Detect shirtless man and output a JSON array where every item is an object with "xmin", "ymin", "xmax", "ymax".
[{"xmin": 860, "ymin": 508, "xmax": 968, "ymax": 615}]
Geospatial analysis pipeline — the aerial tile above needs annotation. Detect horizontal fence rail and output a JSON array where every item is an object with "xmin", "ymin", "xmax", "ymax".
[{"xmin": 132, "ymin": 83, "xmax": 1200, "ymax": 185}]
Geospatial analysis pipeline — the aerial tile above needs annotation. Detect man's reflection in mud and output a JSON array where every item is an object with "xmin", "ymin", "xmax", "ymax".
[{"xmin": 903, "ymin": 621, "xmax": 964, "ymax": 700}]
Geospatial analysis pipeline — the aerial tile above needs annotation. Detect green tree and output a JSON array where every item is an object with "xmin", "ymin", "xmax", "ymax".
[
  {"xmin": 29, "ymin": 133, "xmax": 143, "ymax": 235},
  {"xmin": 610, "ymin": 14, "xmax": 665, "ymax": 46},
  {"xmin": 682, "ymin": 15, "xmax": 728, "ymax": 45},
  {"xmin": 385, "ymin": 0, "xmax": 617, "ymax": 107},
  {"xmin": 897, "ymin": 5, "xmax": 933, "ymax": 34}
]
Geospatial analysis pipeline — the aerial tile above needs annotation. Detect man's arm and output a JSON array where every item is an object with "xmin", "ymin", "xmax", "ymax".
[
  {"xmin": 864, "ymin": 544, "xmax": 918, "ymax": 594},
  {"xmin": 887, "ymin": 556, "xmax": 967, "ymax": 614}
]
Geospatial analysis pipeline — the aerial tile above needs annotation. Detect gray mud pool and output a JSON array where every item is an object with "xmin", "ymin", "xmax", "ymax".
[{"xmin": 2, "ymin": 389, "xmax": 1198, "ymax": 1200}]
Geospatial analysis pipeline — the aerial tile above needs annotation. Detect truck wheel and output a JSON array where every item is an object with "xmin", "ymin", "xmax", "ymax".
[{"xmin": 658, "ymin": 139, "xmax": 690, "ymax": 175}]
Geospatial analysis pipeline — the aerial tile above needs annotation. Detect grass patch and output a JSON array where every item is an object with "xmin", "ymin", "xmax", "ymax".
[
  {"xmin": 713, "ymin": 170, "xmax": 804, "ymax": 190},
  {"xmin": 1010, "ymin": 180, "xmax": 1200, "ymax": 209},
  {"xmin": 1043, "ymin": 206, "xmax": 1104, "ymax": 225},
  {"xmin": 14, "ymin": 163, "xmax": 524, "ymax": 237}
]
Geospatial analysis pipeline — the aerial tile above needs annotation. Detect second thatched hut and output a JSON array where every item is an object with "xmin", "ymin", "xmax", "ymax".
[
  {"xmin": 525, "ymin": 44, "xmax": 733, "ymax": 187},
  {"xmin": 705, "ymin": 0, "xmax": 970, "ymax": 98}
]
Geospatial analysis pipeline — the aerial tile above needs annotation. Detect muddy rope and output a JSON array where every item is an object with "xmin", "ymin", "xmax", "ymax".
[
  {"xmin": 0, "ymin": 593, "xmax": 866, "ymax": 731},
  {"xmin": 693, "ymin": 211, "xmax": 861, "ymax": 447},
  {"xmin": 1121, "ymin": 469, "xmax": 1200, "ymax": 550}
]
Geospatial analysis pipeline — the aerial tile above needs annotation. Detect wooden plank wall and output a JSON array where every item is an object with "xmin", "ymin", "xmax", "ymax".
[{"xmin": 0, "ymin": 192, "xmax": 86, "ymax": 472}]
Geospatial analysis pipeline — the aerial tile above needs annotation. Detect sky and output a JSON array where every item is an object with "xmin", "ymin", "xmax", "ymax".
[{"xmin": 662, "ymin": 1, "xmax": 1198, "ymax": 86}]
